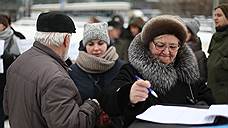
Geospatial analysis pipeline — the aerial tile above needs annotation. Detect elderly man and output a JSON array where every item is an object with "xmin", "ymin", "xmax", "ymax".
[{"xmin": 3, "ymin": 12, "xmax": 100, "ymax": 128}]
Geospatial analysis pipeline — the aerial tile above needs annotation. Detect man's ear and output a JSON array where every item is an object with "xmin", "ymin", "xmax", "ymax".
[{"xmin": 63, "ymin": 34, "xmax": 70, "ymax": 47}]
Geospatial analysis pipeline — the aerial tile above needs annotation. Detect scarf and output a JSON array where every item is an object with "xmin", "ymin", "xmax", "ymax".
[
  {"xmin": 128, "ymin": 34, "xmax": 199, "ymax": 94},
  {"xmin": 76, "ymin": 46, "xmax": 119, "ymax": 73},
  {"xmin": 0, "ymin": 27, "xmax": 20, "ymax": 55},
  {"xmin": 0, "ymin": 27, "xmax": 13, "ymax": 48}
]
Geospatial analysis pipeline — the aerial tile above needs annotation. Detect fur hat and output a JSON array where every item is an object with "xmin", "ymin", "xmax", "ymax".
[
  {"xmin": 216, "ymin": 3, "xmax": 228, "ymax": 19},
  {"xmin": 141, "ymin": 15, "xmax": 187, "ymax": 46},
  {"xmin": 83, "ymin": 22, "xmax": 110, "ymax": 46},
  {"xmin": 185, "ymin": 19, "xmax": 200, "ymax": 36},
  {"xmin": 37, "ymin": 12, "xmax": 76, "ymax": 33}
]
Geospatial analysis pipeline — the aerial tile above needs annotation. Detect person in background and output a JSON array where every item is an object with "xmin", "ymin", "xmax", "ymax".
[
  {"xmin": 107, "ymin": 20, "xmax": 126, "ymax": 62},
  {"xmin": 3, "ymin": 12, "xmax": 100, "ymax": 128},
  {"xmin": 111, "ymin": 15, "xmax": 124, "ymax": 29},
  {"xmin": 207, "ymin": 3, "xmax": 228, "ymax": 104},
  {"xmin": 1, "ymin": 14, "xmax": 26, "ymax": 39},
  {"xmin": 110, "ymin": 14, "xmax": 126, "ymax": 38},
  {"xmin": 185, "ymin": 19, "xmax": 207, "ymax": 83},
  {"xmin": 108, "ymin": 20, "xmax": 122, "ymax": 46},
  {"xmin": 88, "ymin": 16, "xmax": 101, "ymax": 23},
  {"xmin": 101, "ymin": 15, "xmax": 215, "ymax": 127},
  {"xmin": 119, "ymin": 17, "xmax": 145, "ymax": 61},
  {"xmin": 128, "ymin": 17, "xmax": 145, "ymax": 38},
  {"xmin": 0, "ymin": 14, "xmax": 21, "ymax": 128},
  {"xmin": 69, "ymin": 22, "xmax": 125, "ymax": 128}
]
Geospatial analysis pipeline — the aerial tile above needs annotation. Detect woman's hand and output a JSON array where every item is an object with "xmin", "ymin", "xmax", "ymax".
[{"xmin": 130, "ymin": 79, "xmax": 150, "ymax": 104}]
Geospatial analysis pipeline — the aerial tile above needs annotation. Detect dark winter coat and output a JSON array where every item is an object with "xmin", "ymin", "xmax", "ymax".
[
  {"xmin": 207, "ymin": 25, "xmax": 228, "ymax": 104},
  {"xmin": 3, "ymin": 41, "xmax": 100, "ymax": 128},
  {"xmin": 187, "ymin": 37, "xmax": 207, "ymax": 83},
  {"xmin": 69, "ymin": 47, "xmax": 125, "ymax": 128},
  {"xmin": 113, "ymin": 39, "xmax": 130, "ymax": 62},
  {"xmin": 69, "ymin": 59, "xmax": 125, "ymax": 101},
  {"xmin": 115, "ymin": 29, "xmax": 134, "ymax": 62},
  {"xmin": 102, "ymin": 34, "xmax": 215, "ymax": 127}
]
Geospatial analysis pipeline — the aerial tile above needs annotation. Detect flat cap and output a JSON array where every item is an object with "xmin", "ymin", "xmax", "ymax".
[{"xmin": 37, "ymin": 12, "xmax": 76, "ymax": 33}]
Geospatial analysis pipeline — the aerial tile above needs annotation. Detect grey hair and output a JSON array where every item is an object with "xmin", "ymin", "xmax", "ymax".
[{"xmin": 34, "ymin": 32, "xmax": 70, "ymax": 47}]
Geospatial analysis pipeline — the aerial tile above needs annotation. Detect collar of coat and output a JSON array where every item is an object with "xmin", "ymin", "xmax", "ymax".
[
  {"xmin": 215, "ymin": 24, "xmax": 228, "ymax": 32},
  {"xmin": 214, "ymin": 26, "xmax": 228, "ymax": 40},
  {"xmin": 208, "ymin": 26, "xmax": 228, "ymax": 54},
  {"xmin": 128, "ymin": 34, "xmax": 200, "ymax": 94},
  {"xmin": 33, "ymin": 41, "xmax": 69, "ymax": 71}
]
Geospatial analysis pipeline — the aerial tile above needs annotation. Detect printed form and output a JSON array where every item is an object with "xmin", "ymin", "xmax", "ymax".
[{"xmin": 136, "ymin": 105, "xmax": 228, "ymax": 125}]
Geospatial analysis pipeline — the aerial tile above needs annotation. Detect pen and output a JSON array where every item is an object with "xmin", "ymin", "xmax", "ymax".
[{"xmin": 134, "ymin": 75, "xmax": 158, "ymax": 98}]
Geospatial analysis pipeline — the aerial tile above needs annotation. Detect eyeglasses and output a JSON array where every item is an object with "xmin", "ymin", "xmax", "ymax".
[{"xmin": 152, "ymin": 41, "xmax": 180, "ymax": 52}]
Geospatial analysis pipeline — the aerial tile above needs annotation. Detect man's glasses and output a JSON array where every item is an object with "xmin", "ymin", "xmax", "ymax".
[{"xmin": 153, "ymin": 41, "xmax": 180, "ymax": 52}]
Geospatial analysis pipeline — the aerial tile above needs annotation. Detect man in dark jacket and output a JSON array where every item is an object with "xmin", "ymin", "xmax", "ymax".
[{"xmin": 3, "ymin": 12, "xmax": 100, "ymax": 128}]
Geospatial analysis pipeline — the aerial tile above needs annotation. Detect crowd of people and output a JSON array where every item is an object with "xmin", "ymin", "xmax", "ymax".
[{"xmin": 0, "ymin": 3, "xmax": 228, "ymax": 128}]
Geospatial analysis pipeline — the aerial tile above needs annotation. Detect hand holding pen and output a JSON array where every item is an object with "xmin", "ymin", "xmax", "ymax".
[
  {"xmin": 129, "ymin": 75, "xmax": 158, "ymax": 104},
  {"xmin": 135, "ymin": 75, "xmax": 158, "ymax": 98}
]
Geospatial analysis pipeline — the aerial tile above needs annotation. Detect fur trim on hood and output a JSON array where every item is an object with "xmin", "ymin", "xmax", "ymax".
[{"xmin": 128, "ymin": 34, "xmax": 199, "ymax": 94}]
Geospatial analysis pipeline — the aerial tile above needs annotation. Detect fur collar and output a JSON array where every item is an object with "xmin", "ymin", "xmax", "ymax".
[{"xmin": 128, "ymin": 34, "xmax": 199, "ymax": 94}]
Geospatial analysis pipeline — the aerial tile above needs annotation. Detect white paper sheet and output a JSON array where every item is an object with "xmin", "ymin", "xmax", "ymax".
[
  {"xmin": 0, "ymin": 40, "xmax": 5, "ymax": 55},
  {"xmin": 0, "ymin": 59, "xmax": 3, "ymax": 73},
  {"xmin": 136, "ymin": 105, "xmax": 228, "ymax": 125},
  {"xmin": 206, "ymin": 105, "xmax": 228, "ymax": 119}
]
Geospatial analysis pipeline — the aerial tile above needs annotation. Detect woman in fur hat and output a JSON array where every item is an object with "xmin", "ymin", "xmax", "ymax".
[
  {"xmin": 100, "ymin": 15, "xmax": 215, "ymax": 127},
  {"xmin": 69, "ymin": 22, "xmax": 125, "ymax": 128}
]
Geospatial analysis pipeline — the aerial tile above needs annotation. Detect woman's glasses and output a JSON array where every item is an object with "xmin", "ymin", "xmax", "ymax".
[{"xmin": 153, "ymin": 41, "xmax": 180, "ymax": 52}]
